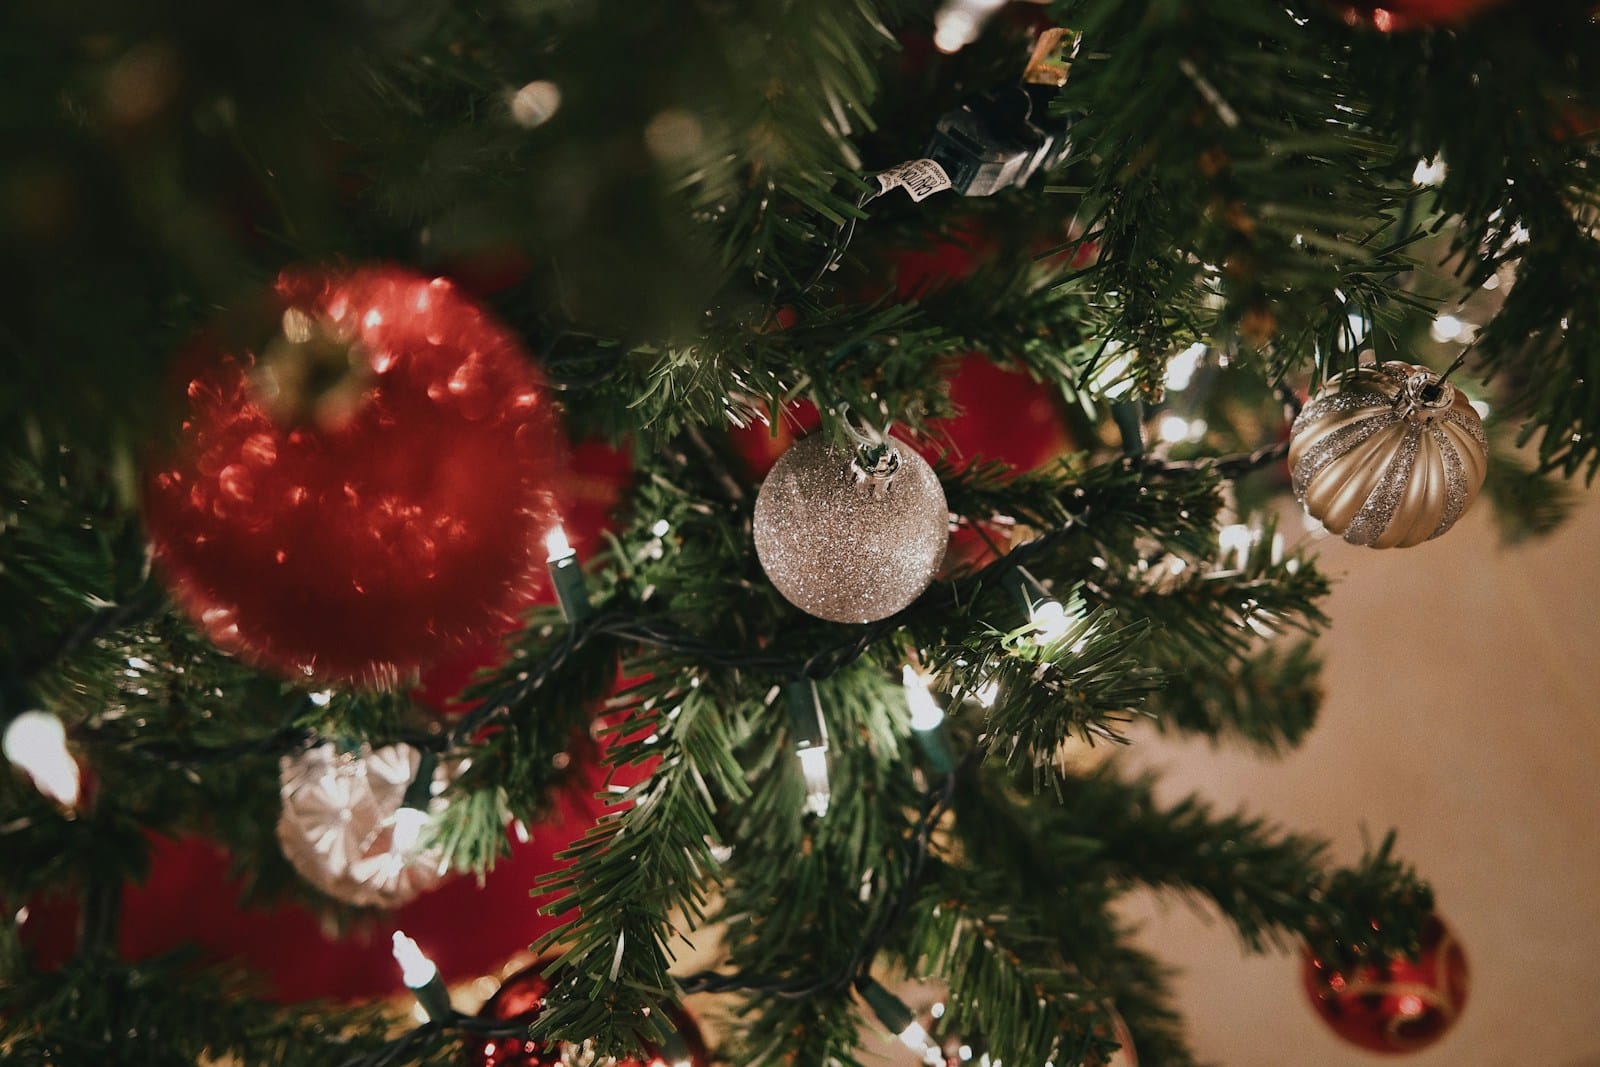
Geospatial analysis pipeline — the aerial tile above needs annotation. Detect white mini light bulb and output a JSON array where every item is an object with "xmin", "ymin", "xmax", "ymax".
[
  {"xmin": 798, "ymin": 748, "xmax": 831, "ymax": 817},
  {"xmin": 391, "ymin": 929, "xmax": 453, "ymax": 1020},
  {"xmin": 544, "ymin": 524, "xmax": 575, "ymax": 562},
  {"xmin": 1164, "ymin": 342, "xmax": 1206, "ymax": 391},
  {"xmin": 932, "ymin": 0, "xmax": 1006, "ymax": 53},
  {"xmin": 3, "ymin": 710, "xmax": 81, "ymax": 808},
  {"xmin": 898, "ymin": 1019, "xmax": 933, "ymax": 1052},
  {"xmin": 1030, "ymin": 599, "xmax": 1073, "ymax": 645},
  {"xmin": 1218, "ymin": 523, "xmax": 1254, "ymax": 568},
  {"xmin": 388, "ymin": 806, "xmax": 429, "ymax": 860},
  {"xmin": 901, "ymin": 666, "xmax": 945, "ymax": 732},
  {"xmin": 545, "ymin": 522, "xmax": 593, "ymax": 623},
  {"xmin": 391, "ymin": 930, "xmax": 438, "ymax": 989}
]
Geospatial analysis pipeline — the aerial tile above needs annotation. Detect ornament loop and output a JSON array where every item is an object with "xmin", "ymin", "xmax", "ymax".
[
  {"xmin": 851, "ymin": 441, "xmax": 902, "ymax": 487},
  {"xmin": 838, "ymin": 408, "xmax": 903, "ymax": 490},
  {"xmin": 1393, "ymin": 370, "xmax": 1455, "ymax": 422}
]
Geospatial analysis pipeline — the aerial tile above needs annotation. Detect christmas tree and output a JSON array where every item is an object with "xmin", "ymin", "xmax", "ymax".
[{"xmin": 3, "ymin": 1, "xmax": 1595, "ymax": 1064}]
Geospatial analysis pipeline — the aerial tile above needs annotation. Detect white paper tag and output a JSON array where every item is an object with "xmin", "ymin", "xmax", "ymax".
[{"xmin": 874, "ymin": 158, "xmax": 953, "ymax": 202}]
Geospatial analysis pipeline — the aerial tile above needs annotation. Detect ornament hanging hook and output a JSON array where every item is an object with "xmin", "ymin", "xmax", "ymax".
[
  {"xmin": 1420, "ymin": 347, "xmax": 1471, "ymax": 404},
  {"xmin": 838, "ymin": 405, "xmax": 901, "ymax": 487}
]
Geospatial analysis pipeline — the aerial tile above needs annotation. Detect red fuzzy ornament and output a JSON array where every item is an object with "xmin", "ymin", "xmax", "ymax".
[
  {"xmin": 470, "ymin": 959, "xmax": 710, "ymax": 1067},
  {"xmin": 143, "ymin": 265, "xmax": 564, "ymax": 684},
  {"xmin": 1302, "ymin": 914, "xmax": 1469, "ymax": 1055},
  {"xmin": 1335, "ymin": 0, "xmax": 1509, "ymax": 31}
]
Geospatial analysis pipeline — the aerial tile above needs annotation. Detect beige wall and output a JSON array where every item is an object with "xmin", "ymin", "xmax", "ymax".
[{"xmin": 1119, "ymin": 494, "xmax": 1600, "ymax": 1067}]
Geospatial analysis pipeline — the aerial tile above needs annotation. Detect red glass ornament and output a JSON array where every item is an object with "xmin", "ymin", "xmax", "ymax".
[
  {"xmin": 1336, "ymin": 0, "xmax": 1509, "ymax": 31},
  {"xmin": 474, "ymin": 964, "xmax": 559, "ymax": 1067},
  {"xmin": 470, "ymin": 960, "xmax": 710, "ymax": 1067},
  {"xmin": 143, "ymin": 266, "xmax": 565, "ymax": 684},
  {"xmin": 1302, "ymin": 915, "xmax": 1469, "ymax": 1054}
]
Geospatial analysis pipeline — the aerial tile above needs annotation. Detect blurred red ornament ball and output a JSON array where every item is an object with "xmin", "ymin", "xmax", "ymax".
[
  {"xmin": 1302, "ymin": 914, "xmax": 1469, "ymax": 1054},
  {"xmin": 471, "ymin": 959, "xmax": 710, "ymax": 1067},
  {"xmin": 143, "ymin": 265, "xmax": 565, "ymax": 685},
  {"xmin": 1336, "ymin": 0, "xmax": 1510, "ymax": 30},
  {"xmin": 17, "ymin": 775, "xmax": 609, "ymax": 1003},
  {"xmin": 21, "ymin": 429, "xmax": 635, "ymax": 1005}
]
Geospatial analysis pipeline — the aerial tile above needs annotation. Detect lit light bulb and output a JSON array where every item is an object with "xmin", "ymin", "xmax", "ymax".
[
  {"xmin": 898, "ymin": 1020, "xmax": 933, "ymax": 1052},
  {"xmin": 391, "ymin": 929, "xmax": 454, "ymax": 1021},
  {"xmin": 797, "ymin": 748, "xmax": 830, "ymax": 817},
  {"xmin": 1412, "ymin": 156, "xmax": 1447, "ymax": 187},
  {"xmin": 1157, "ymin": 414, "xmax": 1189, "ymax": 443},
  {"xmin": 391, "ymin": 930, "xmax": 437, "ymax": 989},
  {"xmin": 509, "ymin": 79, "xmax": 562, "ymax": 129},
  {"xmin": 544, "ymin": 524, "xmax": 575, "ymax": 562},
  {"xmin": 3, "ymin": 710, "xmax": 81, "ymax": 808},
  {"xmin": 1429, "ymin": 314, "xmax": 1466, "ymax": 343},
  {"xmin": 1030, "ymin": 599, "xmax": 1073, "ymax": 644},
  {"xmin": 545, "ymin": 523, "xmax": 592, "ymax": 622},
  {"xmin": 389, "ymin": 805, "xmax": 428, "ymax": 858},
  {"xmin": 787, "ymin": 678, "xmax": 831, "ymax": 817},
  {"xmin": 1163, "ymin": 342, "xmax": 1206, "ymax": 391},
  {"xmin": 901, "ymin": 666, "xmax": 945, "ymax": 732},
  {"xmin": 1084, "ymin": 344, "xmax": 1137, "ymax": 400},
  {"xmin": 1218, "ymin": 523, "xmax": 1255, "ymax": 567},
  {"xmin": 932, "ymin": 0, "xmax": 1007, "ymax": 53}
]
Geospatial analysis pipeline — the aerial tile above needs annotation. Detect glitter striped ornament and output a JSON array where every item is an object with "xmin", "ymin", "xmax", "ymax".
[{"xmin": 1288, "ymin": 362, "xmax": 1487, "ymax": 548}]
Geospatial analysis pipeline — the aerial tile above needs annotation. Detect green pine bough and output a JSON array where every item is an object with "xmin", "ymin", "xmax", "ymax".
[{"xmin": 2, "ymin": 0, "xmax": 1595, "ymax": 1064}]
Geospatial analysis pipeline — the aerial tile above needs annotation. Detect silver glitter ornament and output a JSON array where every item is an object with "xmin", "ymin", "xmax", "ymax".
[
  {"xmin": 753, "ymin": 433, "xmax": 948, "ymax": 623},
  {"xmin": 276, "ymin": 741, "xmax": 454, "ymax": 908},
  {"xmin": 1289, "ymin": 361, "xmax": 1488, "ymax": 548}
]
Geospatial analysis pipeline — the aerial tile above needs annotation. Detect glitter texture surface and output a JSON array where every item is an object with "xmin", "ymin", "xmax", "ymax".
[
  {"xmin": 752, "ymin": 434, "xmax": 948, "ymax": 623},
  {"xmin": 1293, "ymin": 383, "xmax": 1392, "ymax": 431},
  {"xmin": 1430, "ymin": 426, "xmax": 1470, "ymax": 540},
  {"xmin": 1442, "ymin": 406, "xmax": 1490, "ymax": 450},
  {"xmin": 1289, "ymin": 362, "xmax": 1488, "ymax": 548},
  {"xmin": 1290, "ymin": 415, "xmax": 1392, "ymax": 499},
  {"xmin": 276, "ymin": 741, "xmax": 453, "ymax": 908},
  {"xmin": 1344, "ymin": 423, "xmax": 1421, "ymax": 546}
]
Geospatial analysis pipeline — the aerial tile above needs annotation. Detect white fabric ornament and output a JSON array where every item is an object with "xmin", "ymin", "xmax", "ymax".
[
  {"xmin": 753, "ymin": 432, "xmax": 948, "ymax": 623},
  {"xmin": 276, "ymin": 741, "xmax": 453, "ymax": 908}
]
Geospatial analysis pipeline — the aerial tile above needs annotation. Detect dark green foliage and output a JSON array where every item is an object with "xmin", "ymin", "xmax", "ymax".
[
  {"xmin": 2, "ymin": 0, "xmax": 1593, "ymax": 1063},
  {"xmin": 0, "ymin": 953, "xmax": 420, "ymax": 1067},
  {"xmin": 1484, "ymin": 434, "xmax": 1578, "ymax": 544},
  {"xmin": 1150, "ymin": 638, "xmax": 1323, "ymax": 755}
]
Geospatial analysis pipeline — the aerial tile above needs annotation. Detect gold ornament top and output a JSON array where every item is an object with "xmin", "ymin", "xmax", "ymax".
[{"xmin": 1288, "ymin": 361, "xmax": 1488, "ymax": 548}]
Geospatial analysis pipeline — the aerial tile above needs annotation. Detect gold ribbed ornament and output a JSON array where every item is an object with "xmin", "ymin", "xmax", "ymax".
[{"xmin": 1288, "ymin": 361, "xmax": 1488, "ymax": 548}]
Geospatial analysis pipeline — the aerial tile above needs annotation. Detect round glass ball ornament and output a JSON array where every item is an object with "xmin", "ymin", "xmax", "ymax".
[
  {"xmin": 753, "ymin": 433, "xmax": 948, "ymax": 623},
  {"xmin": 1302, "ymin": 914, "xmax": 1469, "ymax": 1054},
  {"xmin": 1288, "ymin": 362, "xmax": 1487, "ymax": 548},
  {"xmin": 276, "ymin": 740, "xmax": 454, "ymax": 909},
  {"xmin": 142, "ymin": 265, "xmax": 564, "ymax": 685},
  {"xmin": 469, "ymin": 958, "xmax": 710, "ymax": 1067}
]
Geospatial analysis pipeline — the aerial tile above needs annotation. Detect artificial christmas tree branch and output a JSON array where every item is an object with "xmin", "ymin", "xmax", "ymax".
[
  {"xmin": 1146, "ymin": 637, "xmax": 1324, "ymax": 754},
  {"xmin": 7, "ymin": 0, "xmax": 1600, "ymax": 1062}
]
